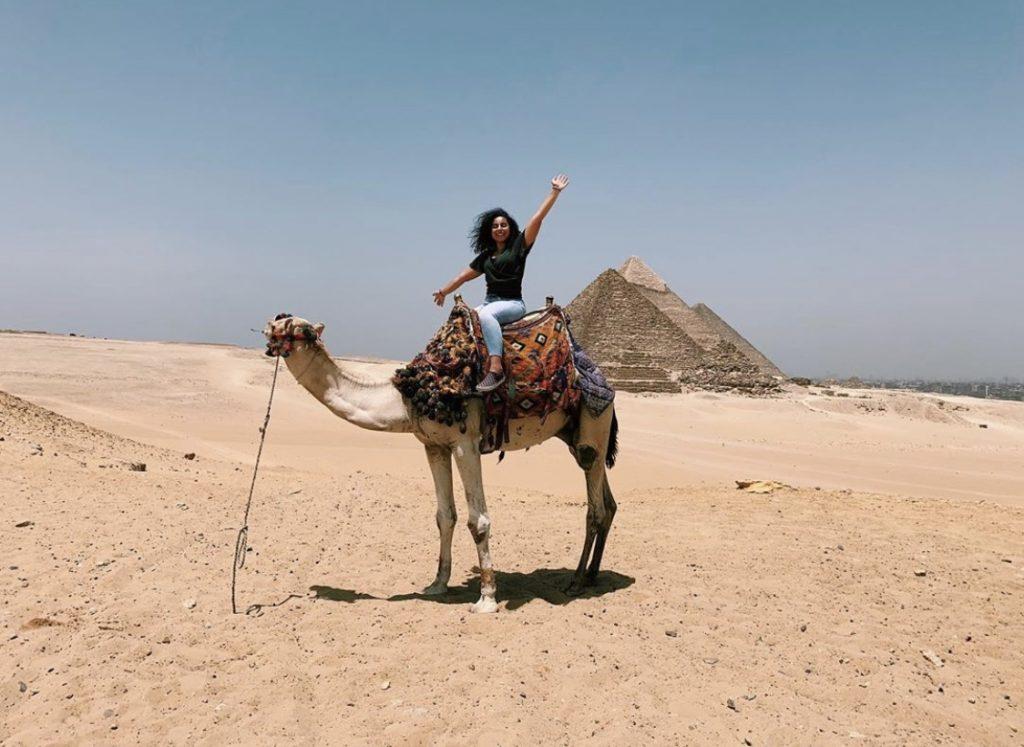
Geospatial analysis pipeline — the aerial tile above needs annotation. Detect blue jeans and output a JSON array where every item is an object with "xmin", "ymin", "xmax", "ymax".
[{"xmin": 475, "ymin": 295, "xmax": 526, "ymax": 358}]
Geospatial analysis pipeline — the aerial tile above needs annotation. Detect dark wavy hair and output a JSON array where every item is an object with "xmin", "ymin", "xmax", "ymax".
[{"xmin": 469, "ymin": 208, "xmax": 520, "ymax": 255}]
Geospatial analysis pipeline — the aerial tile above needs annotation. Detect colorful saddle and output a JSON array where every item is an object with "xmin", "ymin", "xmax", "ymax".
[
  {"xmin": 392, "ymin": 299, "xmax": 582, "ymax": 451},
  {"xmin": 475, "ymin": 304, "xmax": 580, "ymax": 451}
]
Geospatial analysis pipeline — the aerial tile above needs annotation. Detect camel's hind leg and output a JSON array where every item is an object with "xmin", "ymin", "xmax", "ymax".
[
  {"xmin": 567, "ymin": 467, "xmax": 605, "ymax": 594},
  {"xmin": 423, "ymin": 444, "xmax": 456, "ymax": 595},
  {"xmin": 587, "ymin": 479, "xmax": 617, "ymax": 581},
  {"xmin": 566, "ymin": 406, "xmax": 615, "ymax": 595}
]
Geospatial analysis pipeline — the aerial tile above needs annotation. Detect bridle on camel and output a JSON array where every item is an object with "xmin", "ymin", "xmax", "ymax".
[{"xmin": 230, "ymin": 313, "xmax": 321, "ymax": 615}]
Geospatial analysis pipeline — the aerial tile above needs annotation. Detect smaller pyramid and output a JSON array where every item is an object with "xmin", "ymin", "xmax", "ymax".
[{"xmin": 692, "ymin": 303, "xmax": 783, "ymax": 377}]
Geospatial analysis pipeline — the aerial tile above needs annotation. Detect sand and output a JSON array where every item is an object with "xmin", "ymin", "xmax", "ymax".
[{"xmin": 2, "ymin": 332, "xmax": 1022, "ymax": 744}]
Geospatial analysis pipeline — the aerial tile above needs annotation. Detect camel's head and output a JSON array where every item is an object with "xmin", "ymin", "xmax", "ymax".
[{"xmin": 263, "ymin": 313, "xmax": 325, "ymax": 358}]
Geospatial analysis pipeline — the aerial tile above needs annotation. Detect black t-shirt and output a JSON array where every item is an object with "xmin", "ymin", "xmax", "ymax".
[{"xmin": 469, "ymin": 232, "xmax": 534, "ymax": 299}]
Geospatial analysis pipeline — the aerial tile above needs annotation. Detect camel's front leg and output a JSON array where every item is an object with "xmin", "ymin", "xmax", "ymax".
[
  {"xmin": 453, "ymin": 441, "xmax": 498, "ymax": 614},
  {"xmin": 423, "ymin": 444, "xmax": 456, "ymax": 595}
]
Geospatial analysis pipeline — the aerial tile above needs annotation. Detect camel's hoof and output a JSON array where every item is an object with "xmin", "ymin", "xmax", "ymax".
[
  {"xmin": 421, "ymin": 581, "xmax": 448, "ymax": 596},
  {"xmin": 564, "ymin": 580, "xmax": 587, "ymax": 597},
  {"xmin": 469, "ymin": 596, "xmax": 498, "ymax": 614}
]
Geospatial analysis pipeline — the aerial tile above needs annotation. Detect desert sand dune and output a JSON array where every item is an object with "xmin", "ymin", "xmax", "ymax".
[{"xmin": 2, "ymin": 333, "xmax": 1023, "ymax": 744}]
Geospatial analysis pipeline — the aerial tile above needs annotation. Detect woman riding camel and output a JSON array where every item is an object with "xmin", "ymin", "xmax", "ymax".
[{"xmin": 433, "ymin": 173, "xmax": 570, "ymax": 393}]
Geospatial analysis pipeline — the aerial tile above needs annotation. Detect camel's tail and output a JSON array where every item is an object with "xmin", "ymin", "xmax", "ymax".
[{"xmin": 606, "ymin": 410, "xmax": 619, "ymax": 469}]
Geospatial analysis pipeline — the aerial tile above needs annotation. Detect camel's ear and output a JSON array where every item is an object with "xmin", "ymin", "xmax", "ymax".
[{"xmin": 313, "ymin": 322, "xmax": 325, "ymax": 338}]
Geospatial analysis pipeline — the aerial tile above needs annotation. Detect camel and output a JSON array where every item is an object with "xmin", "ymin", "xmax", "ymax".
[{"xmin": 263, "ymin": 313, "xmax": 619, "ymax": 613}]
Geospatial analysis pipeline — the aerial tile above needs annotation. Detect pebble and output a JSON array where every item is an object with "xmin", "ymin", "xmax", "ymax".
[
  {"xmin": 914, "ymin": 570, "xmax": 927, "ymax": 577},
  {"xmin": 665, "ymin": 629, "xmax": 678, "ymax": 638},
  {"xmin": 380, "ymin": 681, "xmax": 391, "ymax": 691},
  {"xmin": 184, "ymin": 453, "xmax": 196, "ymax": 460},
  {"xmin": 183, "ymin": 599, "xmax": 197, "ymax": 610},
  {"xmin": 800, "ymin": 624, "xmax": 807, "ymax": 632},
  {"xmin": 15, "ymin": 521, "xmax": 34, "ymax": 528},
  {"xmin": 726, "ymin": 698, "xmax": 738, "ymax": 712},
  {"xmin": 19, "ymin": 681, "xmax": 27, "ymax": 693}
]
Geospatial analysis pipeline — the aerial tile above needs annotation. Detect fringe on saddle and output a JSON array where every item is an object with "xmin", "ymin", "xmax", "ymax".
[
  {"xmin": 392, "ymin": 299, "xmax": 614, "ymax": 453},
  {"xmin": 391, "ymin": 303, "xmax": 481, "ymax": 432}
]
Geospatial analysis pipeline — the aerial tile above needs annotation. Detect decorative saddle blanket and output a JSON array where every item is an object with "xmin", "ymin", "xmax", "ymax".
[
  {"xmin": 392, "ymin": 300, "xmax": 589, "ymax": 452},
  {"xmin": 476, "ymin": 304, "xmax": 580, "ymax": 451}
]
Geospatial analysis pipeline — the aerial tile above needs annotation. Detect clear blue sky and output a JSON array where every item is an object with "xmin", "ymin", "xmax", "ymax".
[{"xmin": 1, "ymin": 1, "xmax": 1021, "ymax": 379}]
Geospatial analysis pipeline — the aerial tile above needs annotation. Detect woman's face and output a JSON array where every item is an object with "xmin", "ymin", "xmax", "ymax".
[{"xmin": 491, "ymin": 216, "xmax": 510, "ymax": 245}]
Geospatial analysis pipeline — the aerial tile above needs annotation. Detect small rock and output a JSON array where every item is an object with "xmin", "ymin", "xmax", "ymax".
[
  {"xmin": 800, "ymin": 624, "xmax": 807, "ymax": 632},
  {"xmin": 1002, "ymin": 558, "xmax": 1012, "ymax": 564},
  {"xmin": 183, "ymin": 599, "xmax": 197, "ymax": 610},
  {"xmin": 726, "ymin": 698, "xmax": 738, "ymax": 712},
  {"xmin": 914, "ymin": 569, "xmax": 927, "ymax": 577},
  {"xmin": 380, "ymin": 681, "xmax": 390, "ymax": 691},
  {"xmin": 922, "ymin": 650, "xmax": 944, "ymax": 667},
  {"xmin": 129, "ymin": 462, "xmax": 146, "ymax": 472},
  {"xmin": 104, "ymin": 708, "xmax": 114, "ymax": 718},
  {"xmin": 665, "ymin": 629, "xmax": 678, "ymax": 638},
  {"xmin": 184, "ymin": 453, "xmax": 196, "ymax": 460},
  {"xmin": 745, "ymin": 739, "xmax": 753, "ymax": 746},
  {"xmin": 978, "ymin": 424, "xmax": 988, "ymax": 429},
  {"xmin": 19, "ymin": 681, "xmax": 27, "ymax": 693},
  {"xmin": 15, "ymin": 521, "xmax": 34, "ymax": 528}
]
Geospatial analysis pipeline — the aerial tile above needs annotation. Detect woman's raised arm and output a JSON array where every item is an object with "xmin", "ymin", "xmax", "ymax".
[{"xmin": 523, "ymin": 173, "xmax": 569, "ymax": 247}]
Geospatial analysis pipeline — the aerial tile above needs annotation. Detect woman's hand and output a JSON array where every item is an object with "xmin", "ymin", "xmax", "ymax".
[
  {"xmin": 433, "ymin": 289, "xmax": 446, "ymax": 306},
  {"xmin": 551, "ymin": 173, "xmax": 569, "ymax": 192}
]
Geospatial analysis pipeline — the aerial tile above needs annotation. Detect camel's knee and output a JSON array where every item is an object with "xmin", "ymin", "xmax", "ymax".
[
  {"xmin": 575, "ymin": 444, "xmax": 598, "ymax": 470},
  {"xmin": 436, "ymin": 508, "xmax": 456, "ymax": 532},
  {"xmin": 467, "ymin": 513, "xmax": 490, "ymax": 544}
]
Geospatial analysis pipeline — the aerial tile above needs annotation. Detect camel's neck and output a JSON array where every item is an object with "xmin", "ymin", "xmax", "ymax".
[{"xmin": 283, "ymin": 344, "xmax": 413, "ymax": 433}]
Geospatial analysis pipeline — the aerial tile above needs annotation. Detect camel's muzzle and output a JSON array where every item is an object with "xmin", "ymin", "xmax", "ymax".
[{"xmin": 263, "ymin": 313, "xmax": 323, "ymax": 358}]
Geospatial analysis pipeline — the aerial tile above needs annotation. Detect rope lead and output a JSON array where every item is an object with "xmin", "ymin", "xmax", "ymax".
[{"xmin": 231, "ymin": 355, "xmax": 282, "ymax": 614}]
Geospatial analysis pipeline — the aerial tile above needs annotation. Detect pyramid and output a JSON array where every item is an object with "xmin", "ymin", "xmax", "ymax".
[
  {"xmin": 691, "ymin": 303, "xmax": 783, "ymax": 377},
  {"xmin": 566, "ymin": 259, "xmax": 782, "ymax": 393},
  {"xmin": 566, "ymin": 270, "xmax": 705, "ymax": 393},
  {"xmin": 616, "ymin": 257, "xmax": 783, "ymax": 377},
  {"xmin": 616, "ymin": 258, "xmax": 756, "ymax": 368},
  {"xmin": 618, "ymin": 256, "xmax": 669, "ymax": 292}
]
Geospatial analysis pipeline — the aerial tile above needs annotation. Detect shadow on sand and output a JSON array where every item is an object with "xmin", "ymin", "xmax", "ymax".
[{"xmin": 310, "ymin": 567, "xmax": 634, "ymax": 611}]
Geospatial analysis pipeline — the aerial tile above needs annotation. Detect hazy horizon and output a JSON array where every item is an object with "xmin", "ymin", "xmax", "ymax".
[{"xmin": 1, "ymin": 2, "xmax": 1021, "ymax": 380}]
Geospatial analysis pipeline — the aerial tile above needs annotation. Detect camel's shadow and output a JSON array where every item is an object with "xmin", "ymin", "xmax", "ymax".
[{"xmin": 310, "ymin": 567, "xmax": 634, "ymax": 611}]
